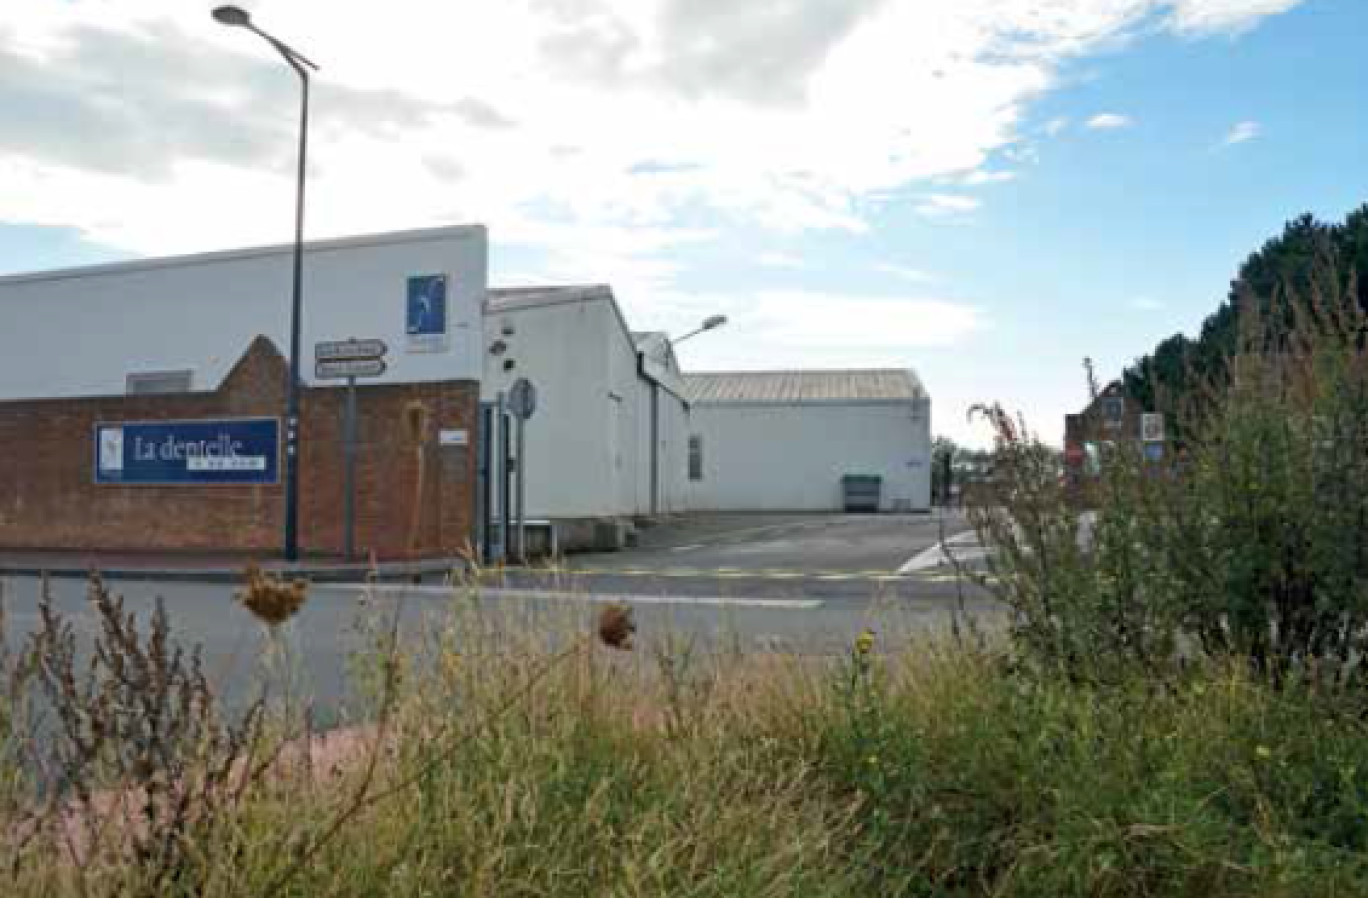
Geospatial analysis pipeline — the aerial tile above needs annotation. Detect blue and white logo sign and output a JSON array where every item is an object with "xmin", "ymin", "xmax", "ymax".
[
  {"xmin": 95, "ymin": 418, "xmax": 280, "ymax": 485},
  {"xmin": 406, "ymin": 274, "xmax": 449, "ymax": 352}
]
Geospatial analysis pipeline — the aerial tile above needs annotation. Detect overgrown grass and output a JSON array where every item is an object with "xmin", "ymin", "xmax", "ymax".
[{"xmin": 6, "ymin": 580, "xmax": 1368, "ymax": 897}]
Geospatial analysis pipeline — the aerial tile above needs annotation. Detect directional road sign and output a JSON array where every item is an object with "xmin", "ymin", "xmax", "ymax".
[
  {"xmin": 316, "ymin": 358, "xmax": 387, "ymax": 380},
  {"xmin": 316, "ymin": 339, "xmax": 388, "ymax": 362}
]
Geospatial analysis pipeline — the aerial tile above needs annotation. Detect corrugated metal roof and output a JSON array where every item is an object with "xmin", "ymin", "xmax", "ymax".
[{"xmin": 684, "ymin": 369, "xmax": 926, "ymax": 405}]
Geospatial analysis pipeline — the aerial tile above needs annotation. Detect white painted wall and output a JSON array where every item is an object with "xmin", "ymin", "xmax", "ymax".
[
  {"xmin": 635, "ymin": 334, "xmax": 691, "ymax": 516},
  {"xmin": 630, "ymin": 381, "xmax": 691, "ymax": 516},
  {"xmin": 659, "ymin": 393, "xmax": 691, "ymax": 513},
  {"xmin": 482, "ymin": 297, "xmax": 614, "ymax": 520},
  {"xmin": 606, "ymin": 316, "xmax": 642, "ymax": 517},
  {"xmin": 687, "ymin": 400, "xmax": 932, "ymax": 512},
  {"xmin": 481, "ymin": 293, "xmax": 691, "ymax": 522},
  {"xmin": 0, "ymin": 226, "xmax": 487, "ymax": 400}
]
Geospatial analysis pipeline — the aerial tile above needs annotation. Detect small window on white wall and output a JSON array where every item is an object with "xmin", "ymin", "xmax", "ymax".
[
  {"xmin": 127, "ymin": 370, "xmax": 193, "ymax": 395},
  {"xmin": 688, "ymin": 435, "xmax": 703, "ymax": 481}
]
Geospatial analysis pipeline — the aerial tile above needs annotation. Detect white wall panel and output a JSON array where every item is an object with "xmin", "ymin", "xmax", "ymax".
[
  {"xmin": 687, "ymin": 400, "xmax": 931, "ymax": 512},
  {"xmin": 0, "ymin": 227, "xmax": 487, "ymax": 401}
]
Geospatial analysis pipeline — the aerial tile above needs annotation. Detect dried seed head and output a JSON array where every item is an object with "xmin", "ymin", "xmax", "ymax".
[
  {"xmin": 236, "ymin": 566, "xmax": 309, "ymax": 627},
  {"xmin": 597, "ymin": 603, "xmax": 636, "ymax": 651}
]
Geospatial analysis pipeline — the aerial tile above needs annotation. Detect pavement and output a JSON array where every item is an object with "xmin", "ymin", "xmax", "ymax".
[{"xmin": 0, "ymin": 512, "xmax": 1003, "ymax": 724}]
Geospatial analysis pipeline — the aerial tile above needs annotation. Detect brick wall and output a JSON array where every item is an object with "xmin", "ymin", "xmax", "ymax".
[{"xmin": 0, "ymin": 336, "xmax": 477, "ymax": 560}]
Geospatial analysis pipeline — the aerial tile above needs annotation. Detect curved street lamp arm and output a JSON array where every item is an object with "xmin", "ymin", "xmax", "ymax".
[{"xmin": 249, "ymin": 24, "xmax": 320, "ymax": 73}]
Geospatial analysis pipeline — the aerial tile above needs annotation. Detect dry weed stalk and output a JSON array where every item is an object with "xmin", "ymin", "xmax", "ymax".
[{"xmin": 23, "ymin": 574, "xmax": 264, "ymax": 893}]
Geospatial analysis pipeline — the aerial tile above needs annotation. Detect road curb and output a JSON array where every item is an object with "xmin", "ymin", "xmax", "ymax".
[{"xmin": 0, "ymin": 558, "xmax": 470, "ymax": 585}]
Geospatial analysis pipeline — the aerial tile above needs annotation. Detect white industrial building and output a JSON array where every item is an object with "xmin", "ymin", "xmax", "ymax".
[
  {"xmin": 481, "ymin": 286, "xmax": 690, "ymax": 548},
  {"xmin": 0, "ymin": 225, "xmax": 488, "ymax": 401},
  {"xmin": 0, "ymin": 221, "xmax": 934, "ymax": 558},
  {"xmin": 480, "ymin": 289, "xmax": 934, "ymax": 542},
  {"xmin": 683, "ymin": 370, "xmax": 932, "ymax": 513},
  {"xmin": 0, "ymin": 225, "xmax": 489, "ymax": 559}
]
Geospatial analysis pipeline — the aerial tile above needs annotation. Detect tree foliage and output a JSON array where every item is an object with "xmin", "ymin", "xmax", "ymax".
[{"xmin": 1124, "ymin": 205, "xmax": 1368, "ymax": 422}]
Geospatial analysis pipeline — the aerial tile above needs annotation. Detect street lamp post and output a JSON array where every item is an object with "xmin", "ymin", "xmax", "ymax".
[
  {"xmin": 642, "ymin": 315, "xmax": 728, "ymax": 515},
  {"xmin": 672, "ymin": 314, "xmax": 728, "ymax": 347},
  {"xmin": 213, "ymin": 6, "xmax": 319, "ymax": 562}
]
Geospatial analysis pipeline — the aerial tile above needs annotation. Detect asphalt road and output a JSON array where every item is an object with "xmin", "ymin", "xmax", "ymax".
[
  {"xmin": 0, "ymin": 513, "xmax": 1001, "ymax": 724},
  {"xmin": 483, "ymin": 511, "xmax": 991, "ymax": 600}
]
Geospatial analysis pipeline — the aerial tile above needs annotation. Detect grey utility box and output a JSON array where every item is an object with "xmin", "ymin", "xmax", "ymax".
[{"xmin": 842, "ymin": 475, "xmax": 883, "ymax": 513}]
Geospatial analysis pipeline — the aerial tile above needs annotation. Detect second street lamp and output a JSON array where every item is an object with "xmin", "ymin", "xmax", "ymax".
[
  {"xmin": 673, "ymin": 314, "xmax": 728, "ymax": 346},
  {"xmin": 212, "ymin": 5, "xmax": 319, "ymax": 562}
]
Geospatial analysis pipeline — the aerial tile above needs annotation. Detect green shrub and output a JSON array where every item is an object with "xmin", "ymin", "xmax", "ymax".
[{"xmin": 972, "ymin": 256, "xmax": 1368, "ymax": 686}]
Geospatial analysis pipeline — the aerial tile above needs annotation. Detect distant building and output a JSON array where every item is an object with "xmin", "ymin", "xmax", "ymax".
[
  {"xmin": 1064, "ymin": 381, "xmax": 1162, "ymax": 489},
  {"xmin": 683, "ymin": 370, "xmax": 932, "ymax": 513}
]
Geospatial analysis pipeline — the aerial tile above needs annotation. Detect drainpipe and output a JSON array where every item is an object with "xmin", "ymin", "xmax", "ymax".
[
  {"xmin": 650, "ymin": 381, "xmax": 660, "ymax": 515},
  {"xmin": 638, "ymin": 349, "xmax": 661, "ymax": 516}
]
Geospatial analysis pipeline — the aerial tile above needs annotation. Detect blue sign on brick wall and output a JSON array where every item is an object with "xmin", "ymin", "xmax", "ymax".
[{"xmin": 95, "ymin": 418, "xmax": 280, "ymax": 485}]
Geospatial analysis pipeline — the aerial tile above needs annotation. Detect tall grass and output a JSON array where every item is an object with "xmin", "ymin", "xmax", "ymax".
[{"xmin": 5, "ymin": 578, "xmax": 1368, "ymax": 896}]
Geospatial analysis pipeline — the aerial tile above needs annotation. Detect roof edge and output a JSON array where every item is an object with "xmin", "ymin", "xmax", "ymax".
[
  {"xmin": 0, "ymin": 224, "xmax": 487, "ymax": 287},
  {"xmin": 691, "ymin": 397, "xmax": 925, "ymax": 408}
]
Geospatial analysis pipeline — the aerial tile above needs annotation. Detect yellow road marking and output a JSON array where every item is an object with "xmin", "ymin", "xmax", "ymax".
[{"xmin": 478, "ymin": 566, "xmax": 974, "ymax": 582}]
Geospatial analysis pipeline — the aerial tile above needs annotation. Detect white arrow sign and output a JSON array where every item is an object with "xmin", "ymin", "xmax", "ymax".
[
  {"xmin": 316, "ymin": 339, "xmax": 388, "ymax": 362},
  {"xmin": 316, "ymin": 358, "xmax": 387, "ymax": 380}
]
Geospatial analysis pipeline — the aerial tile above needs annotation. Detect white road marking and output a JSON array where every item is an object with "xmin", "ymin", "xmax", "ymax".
[
  {"xmin": 897, "ymin": 530, "xmax": 988, "ymax": 574},
  {"xmin": 669, "ymin": 544, "xmax": 706, "ymax": 552},
  {"xmin": 324, "ymin": 583, "xmax": 823, "ymax": 610}
]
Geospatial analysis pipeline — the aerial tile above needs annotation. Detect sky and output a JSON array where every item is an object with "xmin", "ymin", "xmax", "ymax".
[{"xmin": 2, "ymin": 0, "xmax": 1366, "ymax": 446}]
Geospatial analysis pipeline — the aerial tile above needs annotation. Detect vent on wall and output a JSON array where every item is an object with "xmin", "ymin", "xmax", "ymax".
[
  {"xmin": 127, "ymin": 370, "xmax": 193, "ymax": 395},
  {"xmin": 688, "ymin": 435, "xmax": 703, "ymax": 482}
]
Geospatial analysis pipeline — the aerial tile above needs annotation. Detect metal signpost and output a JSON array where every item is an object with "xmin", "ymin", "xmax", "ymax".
[
  {"xmin": 495, "ymin": 392, "xmax": 510, "ymax": 563},
  {"xmin": 507, "ymin": 378, "xmax": 538, "ymax": 562},
  {"xmin": 315, "ymin": 339, "xmax": 388, "ymax": 559}
]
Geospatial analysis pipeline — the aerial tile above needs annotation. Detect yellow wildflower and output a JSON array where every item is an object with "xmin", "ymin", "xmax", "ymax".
[{"xmin": 855, "ymin": 629, "xmax": 876, "ymax": 656}]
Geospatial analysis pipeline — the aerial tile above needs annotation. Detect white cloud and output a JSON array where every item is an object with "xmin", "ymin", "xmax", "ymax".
[
  {"xmin": 1130, "ymin": 296, "xmax": 1165, "ymax": 311},
  {"xmin": 961, "ymin": 169, "xmax": 1017, "ymax": 186},
  {"xmin": 0, "ymin": 1, "xmax": 1302, "ymax": 254},
  {"xmin": 757, "ymin": 252, "xmax": 806, "ymax": 269},
  {"xmin": 1165, "ymin": 0, "xmax": 1303, "ymax": 35},
  {"xmin": 916, "ymin": 194, "xmax": 982, "ymax": 217},
  {"xmin": 0, "ymin": 0, "xmax": 1306, "ymax": 311},
  {"xmin": 1221, "ymin": 120, "xmax": 1262, "ymax": 146},
  {"xmin": 672, "ymin": 290, "xmax": 984, "ymax": 372},
  {"xmin": 875, "ymin": 262, "xmax": 935, "ymax": 283},
  {"xmin": 1044, "ymin": 117, "xmax": 1070, "ymax": 136},
  {"xmin": 1086, "ymin": 112, "xmax": 1134, "ymax": 130}
]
